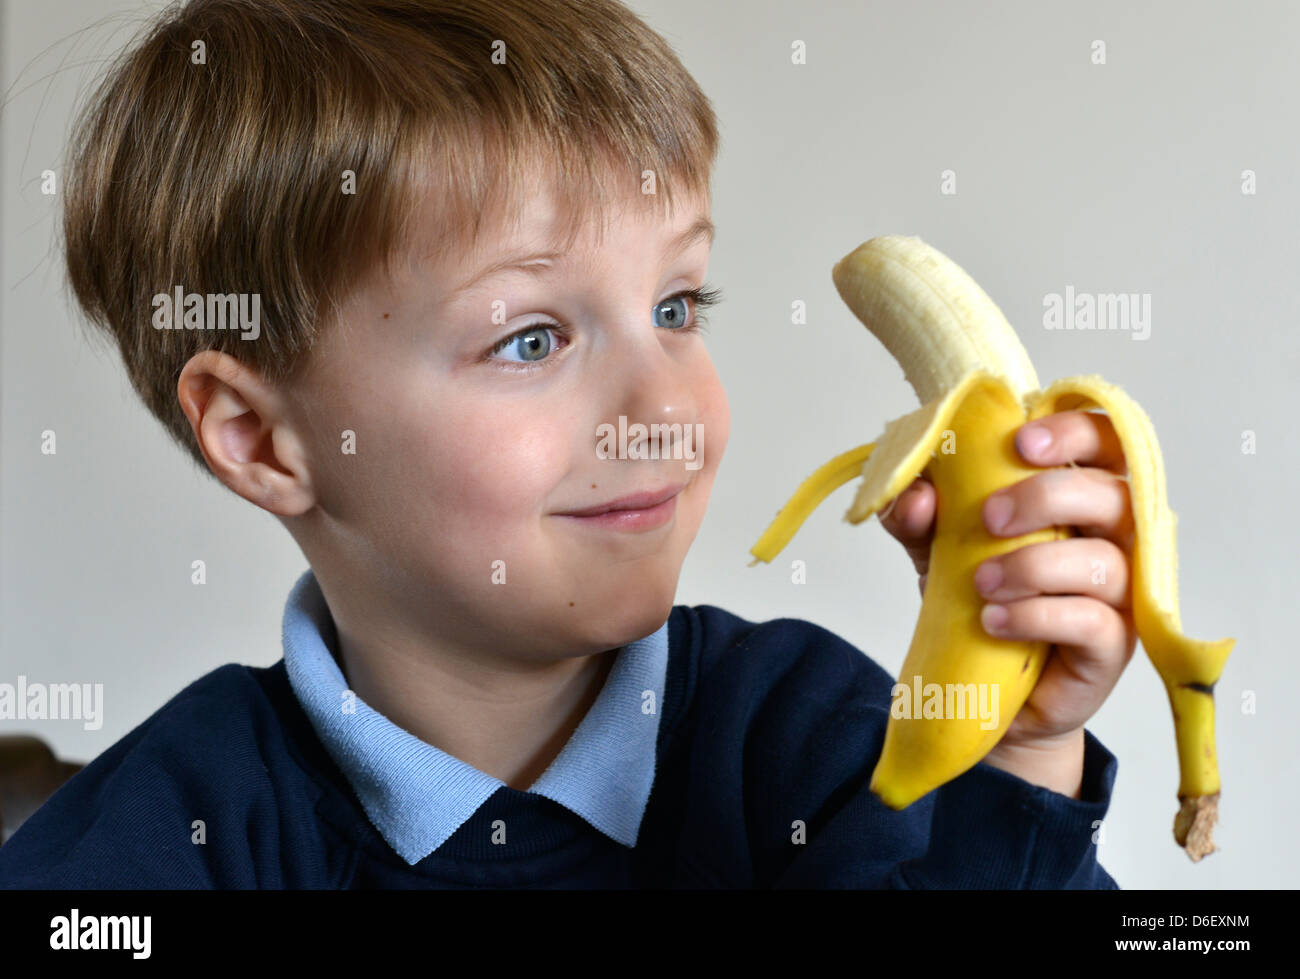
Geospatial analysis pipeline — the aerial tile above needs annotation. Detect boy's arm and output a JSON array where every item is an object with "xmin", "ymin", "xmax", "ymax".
[
  {"xmin": 767, "ymin": 720, "xmax": 1119, "ymax": 889},
  {"xmin": 769, "ymin": 408, "xmax": 1134, "ymax": 888},
  {"xmin": 0, "ymin": 754, "xmax": 221, "ymax": 889},
  {"xmin": 0, "ymin": 666, "xmax": 296, "ymax": 889},
  {"xmin": 679, "ymin": 605, "xmax": 1120, "ymax": 890}
]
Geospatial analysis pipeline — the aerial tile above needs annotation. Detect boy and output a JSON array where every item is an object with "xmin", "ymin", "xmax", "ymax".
[{"xmin": 0, "ymin": 0, "xmax": 1135, "ymax": 887}]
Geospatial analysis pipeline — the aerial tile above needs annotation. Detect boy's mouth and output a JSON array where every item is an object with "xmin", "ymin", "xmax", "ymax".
[
  {"xmin": 554, "ymin": 482, "xmax": 686, "ymax": 517},
  {"xmin": 553, "ymin": 483, "xmax": 686, "ymax": 532}
]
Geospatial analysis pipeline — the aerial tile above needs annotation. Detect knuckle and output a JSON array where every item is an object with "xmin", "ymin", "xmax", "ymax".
[
  {"xmin": 1003, "ymin": 543, "xmax": 1039, "ymax": 585},
  {"xmin": 1003, "ymin": 597, "xmax": 1044, "ymax": 636},
  {"xmin": 1020, "ymin": 472, "xmax": 1056, "ymax": 513},
  {"xmin": 1049, "ymin": 410, "xmax": 1082, "ymax": 443},
  {"xmin": 1078, "ymin": 598, "xmax": 1111, "ymax": 635},
  {"xmin": 1098, "ymin": 538, "xmax": 1127, "ymax": 570},
  {"xmin": 1030, "ymin": 597, "xmax": 1056, "ymax": 633}
]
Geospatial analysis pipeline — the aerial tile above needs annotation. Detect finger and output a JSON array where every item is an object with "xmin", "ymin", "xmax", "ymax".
[
  {"xmin": 979, "ymin": 595, "xmax": 1131, "ymax": 688},
  {"xmin": 973, "ymin": 537, "xmax": 1130, "ymax": 610},
  {"xmin": 983, "ymin": 467, "xmax": 1134, "ymax": 548},
  {"xmin": 879, "ymin": 476, "xmax": 935, "ymax": 574},
  {"xmin": 879, "ymin": 476, "xmax": 934, "ymax": 540},
  {"xmin": 985, "ymin": 602, "xmax": 1138, "ymax": 741},
  {"xmin": 1014, "ymin": 410, "xmax": 1127, "ymax": 475}
]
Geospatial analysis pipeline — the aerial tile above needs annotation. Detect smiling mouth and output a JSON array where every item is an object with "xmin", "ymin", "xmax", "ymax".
[
  {"xmin": 552, "ymin": 482, "xmax": 686, "ymax": 533},
  {"xmin": 554, "ymin": 482, "xmax": 687, "ymax": 518}
]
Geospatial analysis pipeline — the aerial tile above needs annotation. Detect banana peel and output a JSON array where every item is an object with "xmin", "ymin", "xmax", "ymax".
[{"xmin": 748, "ymin": 236, "xmax": 1234, "ymax": 861}]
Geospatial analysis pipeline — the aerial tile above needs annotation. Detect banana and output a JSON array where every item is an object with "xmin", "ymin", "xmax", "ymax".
[{"xmin": 748, "ymin": 236, "xmax": 1234, "ymax": 861}]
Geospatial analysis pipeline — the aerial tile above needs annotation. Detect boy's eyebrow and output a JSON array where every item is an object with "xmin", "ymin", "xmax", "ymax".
[
  {"xmin": 663, "ymin": 215, "xmax": 716, "ymax": 261},
  {"xmin": 445, "ymin": 215, "xmax": 715, "ymax": 302}
]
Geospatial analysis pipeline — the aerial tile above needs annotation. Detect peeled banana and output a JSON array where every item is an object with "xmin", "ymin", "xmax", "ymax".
[{"xmin": 748, "ymin": 235, "xmax": 1234, "ymax": 861}]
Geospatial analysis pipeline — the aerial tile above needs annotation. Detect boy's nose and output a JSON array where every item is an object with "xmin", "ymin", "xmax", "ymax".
[{"xmin": 604, "ymin": 336, "xmax": 699, "ymax": 437}]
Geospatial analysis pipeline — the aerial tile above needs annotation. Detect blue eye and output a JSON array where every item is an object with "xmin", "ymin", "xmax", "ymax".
[
  {"xmin": 491, "ymin": 326, "xmax": 557, "ymax": 365},
  {"xmin": 487, "ymin": 284, "xmax": 723, "ymax": 372},
  {"xmin": 653, "ymin": 294, "xmax": 690, "ymax": 329}
]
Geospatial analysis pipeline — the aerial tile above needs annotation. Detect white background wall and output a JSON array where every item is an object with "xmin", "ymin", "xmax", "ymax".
[{"xmin": 2, "ymin": 0, "xmax": 1295, "ymax": 888}]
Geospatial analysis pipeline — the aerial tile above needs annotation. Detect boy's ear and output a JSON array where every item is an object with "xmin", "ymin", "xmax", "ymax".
[{"xmin": 177, "ymin": 350, "xmax": 315, "ymax": 516}]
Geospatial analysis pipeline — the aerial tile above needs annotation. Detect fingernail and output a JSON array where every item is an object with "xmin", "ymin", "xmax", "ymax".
[
  {"xmin": 982, "ymin": 603, "xmax": 1009, "ymax": 633},
  {"xmin": 1018, "ymin": 423, "xmax": 1052, "ymax": 459},
  {"xmin": 974, "ymin": 560, "xmax": 1002, "ymax": 596},
  {"xmin": 985, "ymin": 494, "xmax": 1014, "ymax": 533}
]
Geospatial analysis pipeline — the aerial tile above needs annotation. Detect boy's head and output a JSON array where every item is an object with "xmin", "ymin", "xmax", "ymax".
[{"xmin": 64, "ymin": 0, "xmax": 727, "ymax": 655}]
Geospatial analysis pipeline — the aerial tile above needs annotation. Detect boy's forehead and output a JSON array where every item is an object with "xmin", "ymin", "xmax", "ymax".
[{"xmin": 405, "ymin": 182, "xmax": 711, "ymax": 298}]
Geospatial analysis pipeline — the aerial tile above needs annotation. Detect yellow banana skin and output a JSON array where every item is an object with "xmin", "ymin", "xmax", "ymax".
[
  {"xmin": 867, "ymin": 373, "xmax": 1071, "ymax": 809},
  {"xmin": 749, "ymin": 236, "xmax": 1234, "ymax": 861}
]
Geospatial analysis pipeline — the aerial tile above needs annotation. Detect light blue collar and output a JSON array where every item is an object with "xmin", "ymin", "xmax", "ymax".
[{"xmin": 281, "ymin": 570, "xmax": 669, "ymax": 865}]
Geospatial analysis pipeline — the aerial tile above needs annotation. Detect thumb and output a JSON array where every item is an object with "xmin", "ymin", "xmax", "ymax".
[{"xmin": 878, "ymin": 475, "xmax": 936, "ymax": 577}]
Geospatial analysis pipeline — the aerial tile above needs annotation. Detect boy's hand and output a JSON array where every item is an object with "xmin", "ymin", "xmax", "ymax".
[{"xmin": 879, "ymin": 410, "xmax": 1138, "ymax": 798}]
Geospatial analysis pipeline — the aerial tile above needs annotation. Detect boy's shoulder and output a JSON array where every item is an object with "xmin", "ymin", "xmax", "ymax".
[
  {"xmin": 668, "ymin": 602, "xmax": 895, "ymax": 708},
  {"xmin": 665, "ymin": 603, "xmax": 1121, "ymax": 889},
  {"xmin": 662, "ymin": 602, "xmax": 899, "ymax": 775},
  {"xmin": 0, "ymin": 607, "xmax": 898, "ymax": 889},
  {"xmin": 0, "ymin": 660, "xmax": 336, "ymax": 889}
]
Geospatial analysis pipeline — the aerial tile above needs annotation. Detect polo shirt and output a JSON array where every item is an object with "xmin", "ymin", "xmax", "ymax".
[
  {"xmin": 0, "ymin": 570, "xmax": 1121, "ymax": 888},
  {"xmin": 282, "ymin": 569, "xmax": 667, "ymax": 864}
]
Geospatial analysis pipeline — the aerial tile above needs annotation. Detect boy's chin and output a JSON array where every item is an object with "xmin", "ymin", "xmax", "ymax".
[{"xmin": 559, "ymin": 577, "xmax": 679, "ymax": 650}]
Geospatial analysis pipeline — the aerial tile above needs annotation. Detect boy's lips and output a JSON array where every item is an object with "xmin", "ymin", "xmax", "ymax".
[{"xmin": 554, "ymin": 482, "xmax": 687, "ymax": 517}]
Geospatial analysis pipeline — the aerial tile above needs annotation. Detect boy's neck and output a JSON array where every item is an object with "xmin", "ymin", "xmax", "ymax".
[{"xmin": 335, "ymin": 623, "xmax": 618, "ymax": 791}]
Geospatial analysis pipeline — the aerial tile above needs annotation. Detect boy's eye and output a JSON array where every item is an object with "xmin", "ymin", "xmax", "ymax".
[
  {"xmin": 486, "ymin": 285, "xmax": 722, "ymax": 370},
  {"xmin": 652, "ymin": 294, "xmax": 690, "ymax": 329},
  {"xmin": 491, "ymin": 326, "xmax": 559, "ymax": 365}
]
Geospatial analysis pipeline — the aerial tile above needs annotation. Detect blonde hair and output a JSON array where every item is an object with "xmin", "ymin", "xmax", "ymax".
[{"xmin": 63, "ymin": 0, "xmax": 720, "ymax": 471}]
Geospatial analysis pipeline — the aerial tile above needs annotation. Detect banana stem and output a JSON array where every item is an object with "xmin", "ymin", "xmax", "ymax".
[{"xmin": 1166, "ymin": 680, "xmax": 1221, "ymax": 861}]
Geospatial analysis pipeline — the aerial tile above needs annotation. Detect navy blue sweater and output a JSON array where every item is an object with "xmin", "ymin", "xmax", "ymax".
[{"xmin": 0, "ymin": 604, "xmax": 1119, "ymax": 888}]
